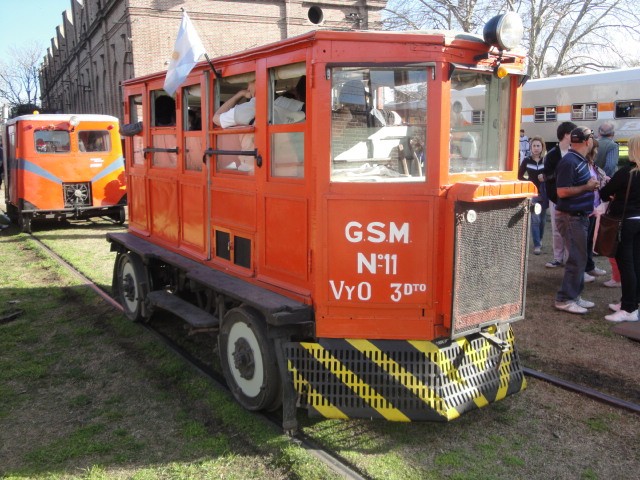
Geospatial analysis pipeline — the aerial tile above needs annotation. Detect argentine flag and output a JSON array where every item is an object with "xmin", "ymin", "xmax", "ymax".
[{"xmin": 163, "ymin": 11, "xmax": 206, "ymax": 95}]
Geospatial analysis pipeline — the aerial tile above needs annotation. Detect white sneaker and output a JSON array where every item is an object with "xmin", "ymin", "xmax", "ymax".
[
  {"xmin": 604, "ymin": 309, "xmax": 639, "ymax": 322},
  {"xmin": 534, "ymin": 247, "xmax": 542, "ymax": 255},
  {"xmin": 608, "ymin": 303, "xmax": 621, "ymax": 312},
  {"xmin": 576, "ymin": 297, "xmax": 595, "ymax": 309},
  {"xmin": 603, "ymin": 279, "xmax": 621, "ymax": 288},
  {"xmin": 555, "ymin": 301, "xmax": 588, "ymax": 314},
  {"xmin": 587, "ymin": 267, "xmax": 607, "ymax": 276},
  {"xmin": 584, "ymin": 272, "xmax": 595, "ymax": 283}
]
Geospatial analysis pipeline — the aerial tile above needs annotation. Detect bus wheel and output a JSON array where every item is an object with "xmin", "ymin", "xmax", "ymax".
[
  {"xmin": 219, "ymin": 308, "xmax": 281, "ymax": 411},
  {"xmin": 18, "ymin": 212, "xmax": 32, "ymax": 234},
  {"xmin": 115, "ymin": 252, "xmax": 148, "ymax": 321}
]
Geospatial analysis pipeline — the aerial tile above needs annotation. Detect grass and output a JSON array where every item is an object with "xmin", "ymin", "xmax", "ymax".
[{"xmin": 2, "ymin": 216, "xmax": 639, "ymax": 479}]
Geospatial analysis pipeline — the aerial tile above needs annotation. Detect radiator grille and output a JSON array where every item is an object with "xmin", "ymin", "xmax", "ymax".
[
  {"xmin": 452, "ymin": 199, "xmax": 529, "ymax": 337},
  {"xmin": 63, "ymin": 182, "xmax": 93, "ymax": 208}
]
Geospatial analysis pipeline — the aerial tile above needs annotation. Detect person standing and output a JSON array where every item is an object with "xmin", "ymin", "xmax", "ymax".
[
  {"xmin": 595, "ymin": 122, "xmax": 619, "ymax": 177},
  {"xmin": 519, "ymin": 129, "xmax": 530, "ymax": 163},
  {"xmin": 518, "ymin": 136, "xmax": 547, "ymax": 254},
  {"xmin": 599, "ymin": 134, "xmax": 640, "ymax": 322},
  {"xmin": 554, "ymin": 127, "xmax": 599, "ymax": 314},
  {"xmin": 540, "ymin": 121, "xmax": 576, "ymax": 269}
]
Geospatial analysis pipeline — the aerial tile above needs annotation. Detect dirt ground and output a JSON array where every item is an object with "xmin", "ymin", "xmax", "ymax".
[{"xmin": 513, "ymin": 225, "xmax": 640, "ymax": 404}]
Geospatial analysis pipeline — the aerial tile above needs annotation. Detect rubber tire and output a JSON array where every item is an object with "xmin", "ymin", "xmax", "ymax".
[
  {"xmin": 114, "ymin": 206, "xmax": 126, "ymax": 225},
  {"xmin": 115, "ymin": 252, "xmax": 148, "ymax": 322},
  {"xmin": 219, "ymin": 308, "xmax": 281, "ymax": 411}
]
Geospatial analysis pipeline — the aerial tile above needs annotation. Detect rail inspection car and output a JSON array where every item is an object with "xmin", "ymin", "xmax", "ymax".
[
  {"xmin": 520, "ymin": 67, "xmax": 640, "ymax": 147},
  {"xmin": 2, "ymin": 114, "xmax": 126, "ymax": 232},
  {"xmin": 108, "ymin": 11, "xmax": 536, "ymax": 430}
]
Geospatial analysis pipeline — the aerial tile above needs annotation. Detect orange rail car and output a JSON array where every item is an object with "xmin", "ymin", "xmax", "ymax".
[
  {"xmin": 2, "ymin": 114, "xmax": 126, "ymax": 232},
  {"xmin": 108, "ymin": 12, "xmax": 536, "ymax": 430}
]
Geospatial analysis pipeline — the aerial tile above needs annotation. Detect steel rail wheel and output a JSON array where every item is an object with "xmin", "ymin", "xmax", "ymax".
[
  {"xmin": 115, "ymin": 252, "xmax": 148, "ymax": 321},
  {"xmin": 18, "ymin": 212, "xmax": 32, "ymax": 233},
  {"xmin": 219, "ymin": 307, "xmax": 281, "ymax": 411}
]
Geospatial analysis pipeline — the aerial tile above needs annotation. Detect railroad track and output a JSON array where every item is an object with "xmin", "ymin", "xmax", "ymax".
[{"xmin": 29, "ymin": 233, "xmax": 640, "ymax": 476}]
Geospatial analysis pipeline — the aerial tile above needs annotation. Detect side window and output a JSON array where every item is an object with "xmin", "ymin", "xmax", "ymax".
[
  {"xmin": 615, "ymin": 100, "xmax": 640, "ymax": 118},
  {"xmin": 183, "ymin": 84, "xmax": 203, "ymax": 172},
  {"xmin": 150, "ymin": 89, "xmax": 177, "ymax": 168},
  {"xmin": 270, "ymin": 62, "xmax": 306, "ymax": 178},
  {"xmin": 213, "ymin": 72, "xmax": 256, "ymax": 175},
  {"xmin": 129, "ymin": 94, "xmax": 144, "ymax": 166},
  {"xmin": 330, "ymin": 67, "xmax": 427, "ymax": 182},
  {"xmin": 534, "ymin": 106, "xmax": 557, "ymax": 122}
]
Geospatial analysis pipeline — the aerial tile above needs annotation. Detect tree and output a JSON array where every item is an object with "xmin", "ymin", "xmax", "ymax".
[
  {"xmin": 0, "ymin": 42, "xmax": 43, "ymax": 112},
  {"xmin": 382, "ymin": 0, "xmax": 640, "ymax": 78}
]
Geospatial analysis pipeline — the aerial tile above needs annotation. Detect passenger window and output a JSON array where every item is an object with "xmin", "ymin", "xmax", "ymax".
[
  {"xmin": 151, "ymin": 90, "xmax": 176, "ymax": 127},
  {"xmin": 128, "ymin": 94, "xmax": 144, "ymax": 166},
  {"xmin": 183, "ymin": 85, "xmax": 203, "ymax": 172},
  {"xmin": 330, "ymin": 67, "xmax": 427, "ymax": 182},
  {"xmin": 270, "ymin": 63, "xmax": 306, "ymax": 179},
  {"xmin": 34, "ymin": 130, "xmax": 71, "ymax": 153},
  {"xmin": 213, "ymin": 72, "xmax": 256, "ymax": 176}
]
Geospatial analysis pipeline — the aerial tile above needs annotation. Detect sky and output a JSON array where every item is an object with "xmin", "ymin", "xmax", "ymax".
[{"xmin": 0, "ymin": 0, "xmax": 73, "ymax": 60}]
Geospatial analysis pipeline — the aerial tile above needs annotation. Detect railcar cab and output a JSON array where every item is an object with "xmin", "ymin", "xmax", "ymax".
[{"xmin": 113, "ymin": 12, "xmax": 535, "ymax": 428}]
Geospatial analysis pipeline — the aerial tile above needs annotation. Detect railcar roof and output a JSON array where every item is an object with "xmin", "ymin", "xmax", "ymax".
[
  {"xmin": 523, "ymin": 67, "xmax": 640, "ymax": 91},
  {"xmin": 5, "ymin": 114, "xmax": 119, "ymax": 124}
]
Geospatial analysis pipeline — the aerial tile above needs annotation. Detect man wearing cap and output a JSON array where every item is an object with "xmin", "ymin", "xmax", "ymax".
[
  {"xmin": 554, "ymin": 126, "xmax": 600, "ymax": 314},
  {"xmin": 595, "ymin": 122, "xmax": 619, "ymax": 177},
  {"xmin": 213, "ymin": 80, "xmax": 256, "ymax": 128}
]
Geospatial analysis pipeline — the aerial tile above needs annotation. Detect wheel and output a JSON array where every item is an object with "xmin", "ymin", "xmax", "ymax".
[
  {"xmin": 219, "ymin": 307, "xmax": 281, "ymax": 411},
  {"xmin": 115, "ymin": 252, "xmax": 148, "ymax": 321},
  {"xmin": 18, "ymin": 212, "xmax": 32, "ymax": 233},
  {"xmin": 111, "ymin": 206, "xmax": 126, "ymax": 225}
]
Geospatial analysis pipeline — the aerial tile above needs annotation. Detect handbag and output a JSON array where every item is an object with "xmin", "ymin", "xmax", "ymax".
[{"xmin": 594, "ymin": 175, "xmax": 633, "ymax": 257}]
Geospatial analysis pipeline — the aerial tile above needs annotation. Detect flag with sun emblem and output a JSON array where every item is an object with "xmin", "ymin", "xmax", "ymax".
[{"xmin": 163, "ymin": 11, "xmax": 206, "ymax": 95}]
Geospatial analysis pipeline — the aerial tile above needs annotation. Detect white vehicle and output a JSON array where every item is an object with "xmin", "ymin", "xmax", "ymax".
[{"xmin": 520, "ymin": 67, "xmax": 640, "ymax": 147}]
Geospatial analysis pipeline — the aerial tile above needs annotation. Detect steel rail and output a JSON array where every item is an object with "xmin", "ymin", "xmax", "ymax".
[{"xmin": 29, "ymin": 233, "xmax": 370, "ymax": 480}]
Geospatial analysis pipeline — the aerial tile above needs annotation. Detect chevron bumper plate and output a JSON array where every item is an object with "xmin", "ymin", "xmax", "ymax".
[{"xmin": 285, "ymin": 326, "xmax": 526, "ymax": 421}]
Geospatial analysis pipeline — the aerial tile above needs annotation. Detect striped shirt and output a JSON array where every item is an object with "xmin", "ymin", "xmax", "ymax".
[{"xmin": 555, "ymin": 149, "xmax": 595, "ymax": 214}]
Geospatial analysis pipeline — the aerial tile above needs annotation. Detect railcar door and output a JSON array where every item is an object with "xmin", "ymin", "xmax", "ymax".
[
  {"xmin": 124, "ymin": 86, "xmax": 149, "ymax": 234},
  {"xmin": 146, "ymin": 82, "xmax": 179, "ymax": 245}
]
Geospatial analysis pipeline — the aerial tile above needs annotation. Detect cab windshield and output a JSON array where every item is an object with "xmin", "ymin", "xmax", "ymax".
[
  {"xmin": 449, "ymin": 69, "xmax": 512, "ymax": 174},
  {"xmin": 330, "ymin": 66, "xmax": 427, "ymax": 182}
]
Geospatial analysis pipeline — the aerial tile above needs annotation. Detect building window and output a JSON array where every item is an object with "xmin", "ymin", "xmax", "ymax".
[
  {"xmin": 472, "ymin": 110, "xmax": 485, "ymax": 124},
  {"xmin": 571, "ymin": 103, "xmax": 598, "ymax": 121},
  {"xmin": 534, "ymin": 106, "xmax": 556, "ymax": 122}
]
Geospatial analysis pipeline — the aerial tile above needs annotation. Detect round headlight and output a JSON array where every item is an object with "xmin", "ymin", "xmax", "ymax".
[
  {"xmin": 69, "ymin": 115, "xmax": 80, "ymax": 127},
  {"xmin": 483, "ymin": 12, "xmax": 524, "ymax": 51}
]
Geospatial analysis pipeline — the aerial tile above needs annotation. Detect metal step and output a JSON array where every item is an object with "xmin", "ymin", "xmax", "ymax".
[{"xmin": 147, "ymin": 290, "xmax": 219, "ymax": 329}]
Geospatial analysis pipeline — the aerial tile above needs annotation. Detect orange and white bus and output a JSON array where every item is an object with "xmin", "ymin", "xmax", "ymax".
[
  {"xmin": 108, "ymin": 11, "xmax": 536, "ymax": 430},
  {"xmin": 520, "ymin": 67, "xmax": 640, "ymax": 147},
  {"xmin": 2, "ymin": 113, "xmax": 126, "ymax": 232}
]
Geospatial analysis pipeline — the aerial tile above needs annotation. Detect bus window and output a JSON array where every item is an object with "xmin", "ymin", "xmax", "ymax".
[
  {"xmin": 214, "ymin": 72, "xmax": 256, "ymax": 175},
  {"xmin": 270, "ymin": 62, "xmax": 306, "ymax": 178},
  {"xmin": 330, "ymin": 67, "xmax": 427, "ymax": 182},
  {"xmin": 78, "ymin": 130, "xmax": 111, "ymax": 152},
  {"xmin": 34, "ymin": 130, "xmax": 70, "ymax": 153},
  {"xmin": 449, "ymin": 69, "xmax": 512, "ymax": 173}
]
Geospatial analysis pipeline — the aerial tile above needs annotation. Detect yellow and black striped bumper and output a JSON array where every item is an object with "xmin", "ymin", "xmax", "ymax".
[{"xmin": 285, "ymin": 326, "xmax": 525, "ymax": 421}]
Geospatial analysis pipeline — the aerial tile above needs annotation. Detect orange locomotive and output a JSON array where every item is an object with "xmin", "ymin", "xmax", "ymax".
[
  {"xmin": 108, "ymin": 12, "xmax": 536, "ymax": 430},
  {"xmin": 2, "ymin": 114, "xmax": 126, "ymax": 232}
]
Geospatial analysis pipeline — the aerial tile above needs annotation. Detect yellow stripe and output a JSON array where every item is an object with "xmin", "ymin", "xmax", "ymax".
[
  {"xmin": 348, "ymin": 339, "xmax": 459, "ymax": 420},
  {"xmin": 287, "ymin": 363, "xmax": 348, "ymax": 419},
  {"xmin": 300, "ymin": 342, "xmax": 410, "ymax": 422}
]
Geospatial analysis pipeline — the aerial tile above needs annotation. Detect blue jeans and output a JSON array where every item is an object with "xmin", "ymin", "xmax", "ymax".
[
  {"xmin": 531, "ymin": 207, "xmax": 547, "ymax": 248},
  {"xmin": 615, "ymin": 219, "xmax": 640, "ymax": 313},
  {"xmin": 556, "ymin": 211, "xmax": 589, "ymax": 302}
]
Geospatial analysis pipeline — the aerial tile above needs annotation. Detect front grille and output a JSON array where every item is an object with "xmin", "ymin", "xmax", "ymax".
[
  {"xmin": 451, "ymin": 199, "xmax": 529, "ymax": 338},
  {"xmin": 63, "ymin": 182, "xmax": 93, "ymax": 207}
]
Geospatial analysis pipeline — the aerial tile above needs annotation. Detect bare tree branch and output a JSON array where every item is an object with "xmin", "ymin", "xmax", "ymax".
[{"xmin": 0, "ymin": 42, "xmax": 43, "ymax": 109}]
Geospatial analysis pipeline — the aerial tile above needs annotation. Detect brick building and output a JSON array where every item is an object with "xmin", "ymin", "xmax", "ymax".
[{"xmin": 39, "ymin": 0, "xmax": 388, "ymax": 120}]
